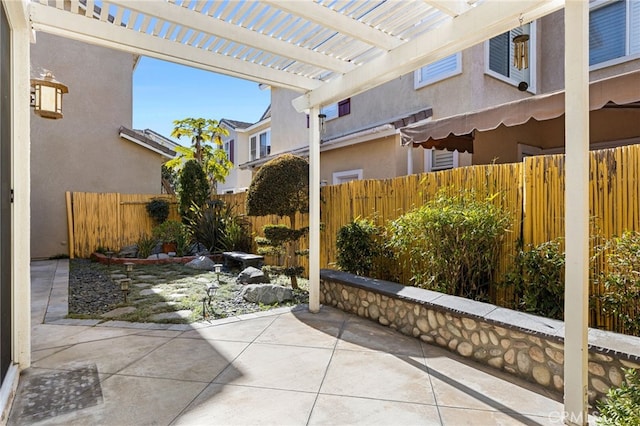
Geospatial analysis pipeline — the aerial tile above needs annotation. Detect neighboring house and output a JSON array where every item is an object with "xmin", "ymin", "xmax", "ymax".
[
  {"xmin": 30, "ymin": 33, "xmax": 174, "ymax": 259},
  {"xmin": 240, "ymin": 4, "xmax": 640, "ymax": 183},
  {"xmin": 218, "ymin": 108, "xmax": 271, "ymax": 194}
]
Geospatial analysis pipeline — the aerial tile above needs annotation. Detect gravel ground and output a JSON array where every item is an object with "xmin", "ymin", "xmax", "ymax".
[{"xmin": 68, "ymin": 259, "xmax": 309, "ymax": 321}]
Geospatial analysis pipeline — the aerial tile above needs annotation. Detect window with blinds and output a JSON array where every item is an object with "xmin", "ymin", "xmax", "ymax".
[
  {"xmin": 486, "ymin": 23, "xmax": 533, "ymax": 90},
  {"xmin": 590, "ymin": 0, "xmax": 640, "ymax": 66},
  {"xmin": 414, "ymin": 53, "xmax": 462, "ymax": 89},
  {"xmin": 250, "ymin": 129, "xmax": 270, "ymax": 161},
  {"xmin": 431, "ymin": 150, "xmax": 455, "ymax": 171}
]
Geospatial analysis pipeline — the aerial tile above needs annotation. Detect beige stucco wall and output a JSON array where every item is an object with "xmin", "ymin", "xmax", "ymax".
[
  {"xmin": 270, "ymin": 88, "xmax": 308, "ymax": 153},
  {"xmin": 217, "ymin": 127, "xmax": 253, "ymax": 194},
  {"xmin": 31, "ymin": 34, "xmax": 165, "ymax": 259}
]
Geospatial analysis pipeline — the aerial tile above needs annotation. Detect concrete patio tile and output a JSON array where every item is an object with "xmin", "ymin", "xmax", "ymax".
[
  {"xmin": 288, "ymin": 305, "xmax": 348, "ymax": 323},
  {"xmin": 438, "ymin": 406, "xmax": 559, "ymax": 425},
  {"xmin": 25, "ymin": 374, "xmax": 207, "ymax": 426},
  {"xmin": 132, "ymin": 329, "xmax": 184, "ymax": 338},
  {"xmin": 309, "ymin": 394, "xmax": 441, "ymax": 426},
  {"xmin": 180, "ymin": 316, "xmax": 276, "ymax": 342},
  {"xmin": 320, "ymin": 349, "xmax": 435, "ymax": 405},
  {"xmin": 31, "ymin": 346, "xmax": 72, "ymax": 363},
  {"xmin": 426, "ymin": 353, "xmax": 562, "ymax": 416},
  {"xmin": 254, "ymin": 315, "xmax": 341, "ymax": 348},
  {"xmin": 174, "ymin": 383, "xmax": 317, "ymax": 426},
  {"xmin": 30, "ymin": 324, "xmax": 94, "ymax": 351},
  {"xmin": 337, "ymin": 317, "xmax": 425, "ymax": 356},
  {"xmin": 214, "ymin": 343, "xmax": 333, "ymax": 392},
  {"xmin": 32, "ymin": 334, "xmax": 172, "ymax": 374},
  {"xmin": 118, "ymin": 338, "xmax": 248, "ymax": 382}
]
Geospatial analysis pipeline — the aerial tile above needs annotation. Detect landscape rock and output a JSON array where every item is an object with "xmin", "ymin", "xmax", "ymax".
[
  {"xmin": 236, "ymin": 267, "xmax": 270, "ymax": 284},
  {"xmin": 185, "ymin": 256, "xmax": 216, "ymax": 270},
  {"xmin": 147, "ymin": 253, "xmax": 170, "ymax": 260},
  {"xmin": 118, "ymin": 245, "xmax": 138, "ymax": 258},
  {"xmin": 241, "ymin": 284, "xmax": 292, "ymax": 305}
]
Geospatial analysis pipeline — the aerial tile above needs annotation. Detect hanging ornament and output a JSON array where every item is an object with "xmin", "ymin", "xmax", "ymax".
[{"xmin": 513, "ymin": 16, "xmax": 530, "ymax": 70}]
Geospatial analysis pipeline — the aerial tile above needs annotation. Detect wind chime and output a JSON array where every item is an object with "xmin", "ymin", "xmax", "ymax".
[{"xmin": 513, "ymin": 16, "xmax": 530, "ymax": 70}]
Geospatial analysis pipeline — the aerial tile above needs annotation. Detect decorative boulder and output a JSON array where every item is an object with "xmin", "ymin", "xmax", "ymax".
[
  {"xmin": 118, "ymin": 245, "xmax": 138, "ymax": 258},
  {"xmin": 147, "ymin": 253, "xmax": 170, "ymax": 260},
  {"xmin": 236, "ymin": 267, "xmax": 270, "ymax": 284},
  {"xmin": 241, "ymin": 284, "xmax": 293, "ymax": 305},
  {"xmin": 185, "ymin": 255, "xmax": 216, "ymax": 270}
]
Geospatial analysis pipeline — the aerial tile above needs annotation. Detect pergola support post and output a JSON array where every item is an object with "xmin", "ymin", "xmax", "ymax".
[
  {"xmin": 308, "ymin": 106, "xmax": 321, "ymax": 313},
  {"xmin": 563, "ymin": 1, "xmax": 590, "ymax": 424}
]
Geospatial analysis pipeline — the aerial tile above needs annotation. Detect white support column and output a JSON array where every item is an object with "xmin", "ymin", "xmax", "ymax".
[
  {"xmin": 406, "ymin": 143, "xmax": 413, "ymax": 175},
  {"xmin": 563, "ymin": 1, "xmax": 589, "ymax": 425},
  {"xmin": 308, "ymin": 106, "xmax": 320, "ymax": 313},
  {"xmin": 6, "ymin": 0, "xmax": 32, "ymax": 370}
]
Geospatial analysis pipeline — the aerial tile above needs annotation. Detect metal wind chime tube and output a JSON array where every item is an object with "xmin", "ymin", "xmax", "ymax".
[{"xmin": 513, "ymin": 33, "xmax": 530, "ymax": 70}]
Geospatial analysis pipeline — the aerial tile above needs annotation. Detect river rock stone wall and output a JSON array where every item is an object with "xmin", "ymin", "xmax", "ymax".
[{"xmin": 319, "ymin": 270, "xmax": 640, "ymax": 404}]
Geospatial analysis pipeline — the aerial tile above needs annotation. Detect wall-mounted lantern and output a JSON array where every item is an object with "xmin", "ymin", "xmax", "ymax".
[{"xmin": 30, "ymin": 71, "xmax": 68, "ymax": 119}]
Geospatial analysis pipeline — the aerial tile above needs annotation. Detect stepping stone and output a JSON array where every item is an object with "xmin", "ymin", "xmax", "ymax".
[
  {"xmin": 196, "ymin": 277, "xmax": 210, "ymax": 283},
  {"xmin": 139, "ymin": 288, "xmax": 163, "ymax": 296},
  {"xmin": 151, "ymin": 302, "xmax": 178, "ymax": 310},
  {"xmin": 134, "ymin": 283, "xmax": 151, "ymax": 288},
  {"xmin": 150, "ymin": 310, "xmax": 192, "ymax": 321},
  {"xmin": 168, "ymin": 293, "xmax": 187, "ymax": 300},
  {"xmin": 137, "ymin": 275, "xmax": 158, "ymax": 280},
  {"xmin": 101, "ymin": 307, "xmax": 137, "ymax": 318},
  {"xmin": 110, "ymin": 274, "xmax": 127, "ymax": 280}
]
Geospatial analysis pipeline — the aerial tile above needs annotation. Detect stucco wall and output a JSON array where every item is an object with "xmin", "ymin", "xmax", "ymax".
[
  {"xmin": 30, "ymin": 34, "xmax": 164, "ymax": 259},
  {"xmin": 270, "ymin": 88, "xmax": 307, "ymax": 153},
  {"xmin": 217, "ymin": 128, "xmax": 253, "ymax": 194}
]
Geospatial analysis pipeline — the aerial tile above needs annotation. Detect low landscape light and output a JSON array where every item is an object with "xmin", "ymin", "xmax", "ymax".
[{"xmin": 119, "ymin": 278, "xmax": 131, "ymax": 303}]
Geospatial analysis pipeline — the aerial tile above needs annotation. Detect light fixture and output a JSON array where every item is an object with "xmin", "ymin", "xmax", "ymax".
[
  {"xmin": 30, "ymin": 71, "xmax": 68, "ymax": 119},
  {"xmin": 512, "ymin": 16, "xmax": 529, "ymax": 71},
  {"xmin": 124, "ymin": 262, "xmax": 134, "ymax": 279},
  {"xmin": 119, "ymin": 278, "xmax": 131, "ymax": 303},
  {"xmin": 105, "ymin": 250, "xmax": 115, "ymax": 268},
  {"xmin": 318, "ymin": 113, "xmax": 326, "ymax": 135}
]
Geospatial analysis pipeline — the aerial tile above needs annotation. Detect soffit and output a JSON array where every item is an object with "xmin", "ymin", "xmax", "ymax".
[{"xmin": 29, "ymin": 0, "xmax": 564, "ymax": 110}]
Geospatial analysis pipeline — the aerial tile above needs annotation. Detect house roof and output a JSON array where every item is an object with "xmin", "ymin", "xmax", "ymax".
[
  {"xmin": 220, "ymin": 119, "xmax": 254, "ymax": 130},
  {"xmin": 118, "ymin": 126, "xmax": 177, "ymax": 158},
  {"xmin": 29, "ymin": 0, "xmax": 564, "ymax": 114},
  {"xmin": 401, "ymin": 69, "xmax": 640, "ymax": 151}
]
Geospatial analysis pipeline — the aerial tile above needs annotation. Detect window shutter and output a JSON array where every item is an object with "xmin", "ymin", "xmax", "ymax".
[
  {"xmin": 589, "ymin": 1, "xmax": 626, "ymax": 65},
  {"xmin": 250, "ymin": 136, "xmax": 257, "ymax": 160},
  {"xmin": 431, "ymin": 150, "xmax": 455, "ymax": 171},
  {"xmin": 229, "ymin": 139, "xmax": 234, "ymax": 164},
  {"xmin": 420, "ymin": 54, "xmax": 458, "ymax": 82},
  {"xmin": 338, "ymin": 99, "xmax": 351, "ymax": 117},
  {"xmin": 489, "ymin": 31, "xmax": 510, "ymax": 77},
  {"xmin": 630, "ymin": 0, "xmax": 640, "ymax": 55}
]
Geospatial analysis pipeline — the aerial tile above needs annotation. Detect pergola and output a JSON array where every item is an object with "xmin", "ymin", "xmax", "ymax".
[{"xmin": 4, "ymin": 0, "xmax": 590, "ymax": 423}]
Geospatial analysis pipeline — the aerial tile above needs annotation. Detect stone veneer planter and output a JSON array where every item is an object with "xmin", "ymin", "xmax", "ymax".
[{"xmin": 320, "ymin": 269, "xmax": 640, "ymax": 404}]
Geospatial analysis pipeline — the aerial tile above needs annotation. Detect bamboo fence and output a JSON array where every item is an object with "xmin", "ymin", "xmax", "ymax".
[{"xmin": 67, "ymin": 144, "xmax": 640, "ymax": 333}]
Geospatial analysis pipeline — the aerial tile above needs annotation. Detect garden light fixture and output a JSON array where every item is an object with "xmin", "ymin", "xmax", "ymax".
[
  {"xmin": 30, "ymin": 71, "xmax": 68, "ymax": 119},
  {"xmin": 105, "ymin": 250, "xmax": 115, "ymax": 268},
  {"xmin": 124, "ymin": 262, "xmax": 134, "ymax": 279},
  {"xmin": 119, "ymin": 278, "xmax": 131, "ymax": 303}
]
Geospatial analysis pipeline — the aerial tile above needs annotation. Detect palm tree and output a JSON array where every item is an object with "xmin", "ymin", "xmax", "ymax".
[{"xmin": 166, "ymin": 117, "xmax": 232, "ymax": 192}]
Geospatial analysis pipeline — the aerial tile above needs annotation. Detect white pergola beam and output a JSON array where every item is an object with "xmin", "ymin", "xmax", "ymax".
[
  {"xmin": 424, "ymin": 0, "xmax": 473, "ymax": 17},
  {"xmin": 293, "ymin": 0, "xmax": 563, "ymax": 111},
  {"xmin": 563, "ymin": 0, "xmax": 589, "ymax": 424},
  {"xmin": 29, "ymin": 3, "xmax": 321, "ymax": 92},
  {"xmin": 114, "ymin": 0, "xmax": 356, "ymax": 74},
  {"xmin": 262, "ymin": 0, "xmax": 403, "ymax": 51}
]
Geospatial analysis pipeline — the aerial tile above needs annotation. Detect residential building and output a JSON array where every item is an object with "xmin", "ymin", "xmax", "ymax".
[
  {"xmin": 240, "ymin": 5, "xmax": 640, "ymax": 184},
  {"xmin": 30, "ymin": 33, "xmax": 175, "ymax": 259}
]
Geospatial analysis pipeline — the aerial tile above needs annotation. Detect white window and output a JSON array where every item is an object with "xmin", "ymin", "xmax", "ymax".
[
  {"xmin": 321, "ymin": 99, "xmax": 351, "ymax": 121},
  {"xmin": 332, "ymin": 169, "xmax": 363, "ymax": 185},
  {"xmin": 424, "ymin": 149, "xmax": 459, "ymax": 172},
  {"xmin": 414, "ymin": 53, "xmax": 462, "ymax": 89},
  {"xmin": 250, "ymin": 130, "xmax": 270, "ymax": 161},
  {"xmin": 589, "ymin": 0, "xmax": 640, "ymax": 68},
  {"xmin": 224, "ymin": 139, "xmax": 234, "ymax": 163},
  {"xmin": 485, "ymin": 22, "xmax": 536, "ymax": 92}
]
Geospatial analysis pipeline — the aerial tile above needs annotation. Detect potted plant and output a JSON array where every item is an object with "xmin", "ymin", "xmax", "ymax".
[
  {"xmin": 146, "ymin": 198, "xmax": 170, "ymax": 225},
  {"xmin": 152, "ymin": 220, "xmax": 187, "ymax": 254}
]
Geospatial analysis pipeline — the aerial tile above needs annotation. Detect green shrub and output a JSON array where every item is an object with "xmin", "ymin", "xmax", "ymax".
[
  {"xmin": 502, "ymin": 238, "xmax": 565, "ymax": 320},
  {"xmin": 145, "ymin": 198, "xmax": 170, "ymax": 224},
  {"xmin": 178, "ymin": 160, "xmax": 210, "ymax": 221},
  {"xmin": 599, "ymin": 231, "xmax": 640, "ymax": 335},
  {"xmin": 153, "ymin": 220, "xmax": 188, "ymax": 243},
  {"xmin": 220, "ymin": 215, "xmax": 252, "ymax": 253},
  {"xmin": 188, "ymin": 200, "xmax": 240, "ymax": 253},
  {"xmin": 388, "ymin": 190, "xmax": 509, "ymax": 300},
  {"xmin": 336, "ymin": 218, "xmax": 380, "ymax": 276},
  {"xmin": 136, "ymin": 233, "xmax": 157, "ymax": 259},
  {"xmin": 597, "ymin": 368, "xmax": 640, "ymax": 425}
]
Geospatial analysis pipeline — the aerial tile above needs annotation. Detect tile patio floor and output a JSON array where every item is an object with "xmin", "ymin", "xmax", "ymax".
[{"xmin": 8, "ymin": 260, "xmax": 567, "ymax": 425}]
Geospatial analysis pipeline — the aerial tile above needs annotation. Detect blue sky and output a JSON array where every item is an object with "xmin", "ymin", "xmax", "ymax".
[{"xmin": 133, "ymin": 57, "xmax": 271, "ymax": 144}]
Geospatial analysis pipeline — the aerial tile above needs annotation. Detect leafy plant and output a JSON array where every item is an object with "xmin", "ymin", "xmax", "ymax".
[
  {"xmin": 336, "ymin": 218, "xmax": 380, "ymax": 276},
  {"xmin": 146, "ymin": 198, "xmax": 170, "ymax": 224},
  {"xmin": 220, "ymin": 215, "xmax": 252, "ymax": 253},
  {"xmin": 387, "ymin": 190, "xmax": 509, "ymax": 300},
  {"xmin": 597, "ymin": 368, "xmax": 640, "ymax": 425},
  {"xmin": 188, "ymin": 199, "xmax": 241, "ymax": 253},
  {"xmin": 136, "ymin": 233, "xmax": 157, "ymax": 259},
  {"xmin": 153, "ymin": 220, "xmax": 188, "ymax": 244},
  {"xmin": 246, "ymin": 154, "xmax": 309, "ymax": 289},
  {"xmin": 502, "ymin": 238, "xmax": 565, "ymax": 320},
  {"xmin": 178, "ymin": 160, "xmax": 210, "ymax": 221},
  {"xmin": 599, "ymin": 231, "xmax": 640, "ymax": 335}
]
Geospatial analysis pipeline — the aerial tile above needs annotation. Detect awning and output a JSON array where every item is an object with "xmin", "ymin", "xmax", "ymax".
[{"xmin": 400, "ymin": 69, "xmax": 640, "ymax": 152}]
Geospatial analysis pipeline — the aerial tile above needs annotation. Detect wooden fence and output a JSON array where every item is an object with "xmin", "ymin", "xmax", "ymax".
[{"xmin": 67, "ymin": 144, "xmax": 640, "ymax": 332}]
